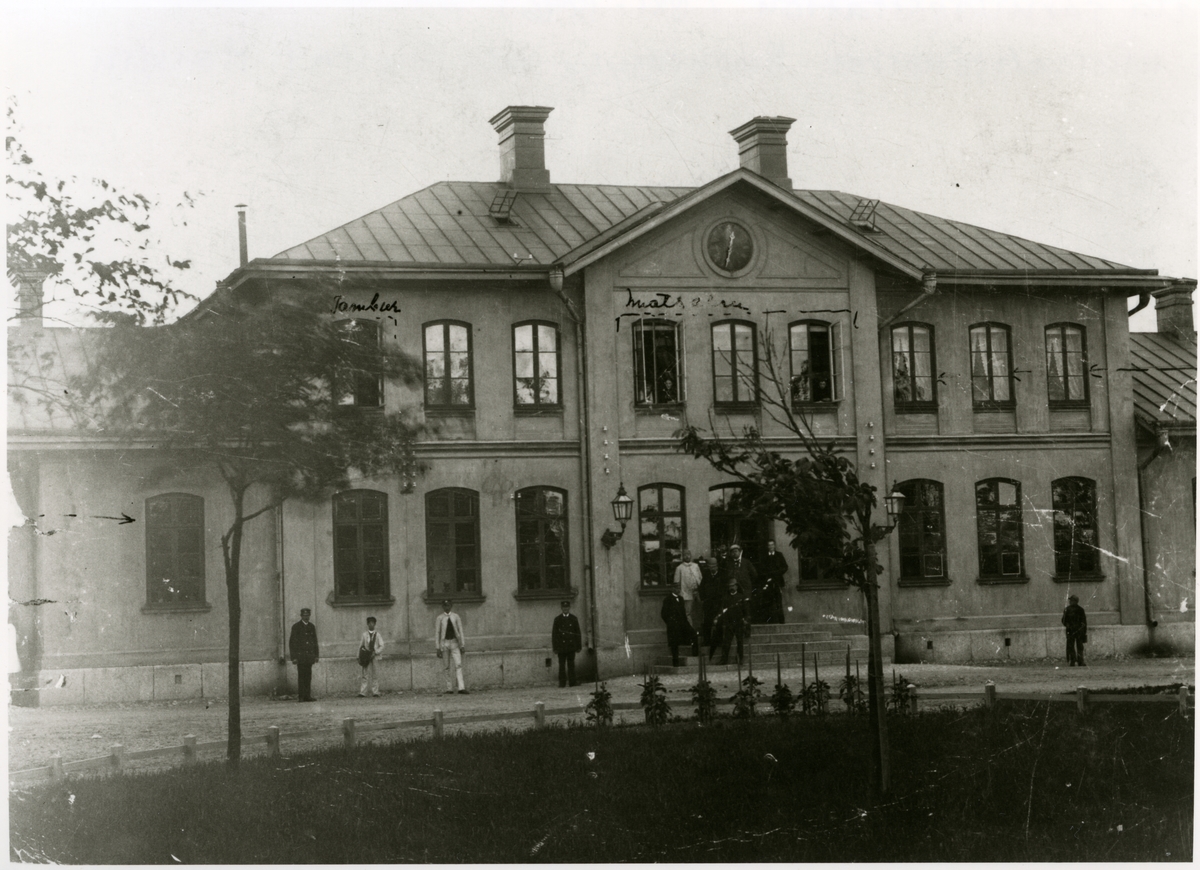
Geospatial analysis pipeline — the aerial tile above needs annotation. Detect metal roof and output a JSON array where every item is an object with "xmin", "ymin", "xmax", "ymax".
[
  {"xmin": 1129, "ymin": 332, "xmax": 1197, "ymax": 429},
  {"xmin": 274, "ymin": 178, "xmax": 1152, "ymax": 278}
]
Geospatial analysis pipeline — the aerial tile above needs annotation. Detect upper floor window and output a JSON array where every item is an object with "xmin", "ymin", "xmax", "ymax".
[
  {"xmin": 633, "ymin": 319, "xmax": 682, "ymax": 405},
  {"xmin": 638, "ymin": 484, "xmax": 686, "ymax": 588},
  {"xmin": 975, "ymin": 478, "xmax": 1024, "ymax": 580},
  {"xmin": 1045, "ymin": 324, "xmax": 1089, "ymax": 407},
  {"xmin": 334, "ymin": 319, "xmax": 382, "ymax": 408},
  {"xmin": 1052, "ymin": 477, "xmax": 1101, "ymax": 577},
  {"xmin": 896, "ymin": 480, "xmax": 946, "ymax": 583},
  {"xmin": 790, "ymin": 321, "xmax": 839, "ymax": 405},
  {"xmin": 333, "ymin": 490, "xmax": 390, "ymax": 601},
  {"xmin": 513, "ymin": 321, "xmax": 561, "ymax": 408},
  {"xmin": 146, "ymin": 494, "xmax": 205, "ymax": 606},
  {"xmin": 426, "ymin": 488, "xmax": 481, "ymax": 597},
  {"xmin": 891, "ymin": 323, "xmax": 937, "ymax": 411},
  {"xmin": 969, "ymin": 323, "xmax": 1014, "ymax": 409},
  {"xmin": 516, "ymin": 487, "xmax": 569, "ymax": 592},
  {"xmin": 424, "ymin": 321, "xmax": 473, "ymax": 409},
  {"xmin": 711, "ymin": 321, "xmax": 758, "ymax": 407}
]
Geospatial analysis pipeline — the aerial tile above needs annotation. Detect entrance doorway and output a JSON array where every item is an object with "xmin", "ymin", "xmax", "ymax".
[{"xmin": 708, "ymin": 483, "xmax": 769, "ymax": 571}]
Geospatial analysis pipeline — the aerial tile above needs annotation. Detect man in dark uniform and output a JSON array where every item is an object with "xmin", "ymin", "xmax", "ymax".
[
  {"xmin": 716, "ymin": 544, "xmax": 756, "ymax": 665},
  {"xmin": 288, "ymin": 607, "xmax": 320, "ymax": 701},
  {"xmin": 660, "ymin": 588, "xmax": 695, "ymax": 667},
  {"xmin": 697, "ymin": 553, "xmax": 719, "ymax": 651},
  {"xmin": 1062, "ymin": 594, "xmax": 1087, "ymax": 666},
  {"xmin": 551, "ymin": 600, "xmax": 583, "ymax": 687},
  {"xmin": 761, "ymin": 540, "xmax": 789, "ymax": 624}
]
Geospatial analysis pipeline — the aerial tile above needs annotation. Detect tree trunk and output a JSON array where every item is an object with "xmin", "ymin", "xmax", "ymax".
[
  {"xmin": 224, "ymin": 511, "xmax": 245, "ymax": 766},
  {"xmin": 864, "ymin": 537, "xmax": 890, "ymax": 797}
]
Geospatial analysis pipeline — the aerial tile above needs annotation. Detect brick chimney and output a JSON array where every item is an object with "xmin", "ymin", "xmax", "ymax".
[
  {"xmin": 488, "ymin": 106, "xmax": 553, "ymax": 191},
  {"xmin": 12, "ymin": 270, "xmax": 49, "ymax": 328},
  {"xmin": 1153, "ymin": 279, "xmax": 1197, "ymax": 341},
  {"xmin": 729, "ymin": 116, "xmax": 796, "ymax": 189}
]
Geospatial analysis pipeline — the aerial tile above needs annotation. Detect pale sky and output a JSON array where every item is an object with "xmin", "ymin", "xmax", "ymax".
[{"xmin": 4, "ymin": 5, "xmax": 1196, "ymax": 329}]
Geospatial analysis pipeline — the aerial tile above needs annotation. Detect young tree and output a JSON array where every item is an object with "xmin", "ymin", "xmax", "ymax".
[
  {"xmin": 677, "ymin": 334, "xmax": 897, "ymax": 796},
  {"xmin": 70, "ymin": 283, "xmax": 424, "ymax": 764},
  {"xmin": 6, "ymin": 98, "xmax": 198, "ymax": 326}
]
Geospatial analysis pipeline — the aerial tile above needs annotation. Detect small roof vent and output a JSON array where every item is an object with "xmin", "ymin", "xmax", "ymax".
[
  {"xmin": 489, "ymin": 189, "xmax": 519, "ymax": 225},
  {"xmin": 850, "ymin": 198, "xmax": 880, "ymax": 232}
]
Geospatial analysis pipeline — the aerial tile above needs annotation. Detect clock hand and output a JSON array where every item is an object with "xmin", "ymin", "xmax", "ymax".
[{"xmin": 725, "ymin": 228, "xmax": 735, "ymax": 269}]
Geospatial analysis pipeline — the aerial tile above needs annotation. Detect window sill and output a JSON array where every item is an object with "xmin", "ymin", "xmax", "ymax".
[
  {"xmin": 1051, "ymin": 574, "xmax": 1105, "ymax": 583},
  {"xmin": 795, "ymin": 581, "xmax": 848, "ymax": 591},
  {"xmin": 421, "ymin": 592, "xmax": 485, "ymax": 605},
  {"xmin": 141, "ymin": 601, "xmax": 213, "ymax": 614},
  {"xmin": 895, "ymin": 403, "xmax": 938, "ymax": 415},
  {"xmin": 791, "ymin": 402, "xmax": 839, "ymax": 412},
  {"xmin": 513, "ymin": 588, "xmax": 577, "ymax": 602},
  {"xmin": 1048, "ymin": 401, "xmax": 1090, "ymax": 411},
  {"xmin": 334, "ymin": 404, "xmax": 383, "ymax": 415},
  {"xmin": 634, "ymin": 402, "xmax": 686, "ymax": 415},
  {"xmin": 513, "ymin": 405, "xmax": 563, "ymax": 416},
  {"xmin": 972, "ymin": 404, "xmax": 1016, "ymax": 413},
  {"xmin": 713, "ymin": 404, "xmax": 759, "ymax": 415},
  {"xmin": 425, "ymin": 407, "xmax": 475, "ymax": 417},
  {"xmin": 976, "ymin": 575, "xmax": 1029, "ymax": 585},
  {"xmin": 898, "ymin": 577, "xmax": 952, "ymax": 588},
  {"xmin": 329, "ymin": 596, "xmax": 396, "ymax": 608}
]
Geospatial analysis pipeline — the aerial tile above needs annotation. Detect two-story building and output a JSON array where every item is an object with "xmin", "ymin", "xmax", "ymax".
[{"xmin": 9, "ymin": 105, "xmax": 1194, "ymax": 704}]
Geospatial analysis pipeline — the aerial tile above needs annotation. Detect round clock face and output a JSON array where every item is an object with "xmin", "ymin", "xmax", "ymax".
[{"xmin": 705, "ymin": 221, "xmax": 754, "ymax": 273}]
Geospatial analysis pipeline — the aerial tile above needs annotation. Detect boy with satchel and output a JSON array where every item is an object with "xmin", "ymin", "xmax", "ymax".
[{"xmin": 358, "ymin": 616, "xmax": 384, "ymax": 697}]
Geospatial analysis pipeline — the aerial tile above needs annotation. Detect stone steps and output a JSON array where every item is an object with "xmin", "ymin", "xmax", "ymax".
[{"xmin": 654, "ymin": 620, "xmax": 871, "ymax": 674}]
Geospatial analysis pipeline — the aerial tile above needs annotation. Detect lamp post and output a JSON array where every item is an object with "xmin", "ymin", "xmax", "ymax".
[
  {"xmin": 863, "ymin": 486, "xmax": 905, "ymax": 797},
  {"xmin": 601, "ymin": 483, "xmax": 634, "ymax": 549}
]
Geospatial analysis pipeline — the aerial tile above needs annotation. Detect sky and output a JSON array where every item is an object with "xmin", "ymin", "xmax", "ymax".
[{"xmin": 4, "ymin": 6, "xmax": 1196, "ymax": 329}]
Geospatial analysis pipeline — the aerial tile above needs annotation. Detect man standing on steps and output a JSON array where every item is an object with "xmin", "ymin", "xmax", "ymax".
[
  {"xmin": 674, "ymin": 549, "xmax": 703, "ymax": 656},
  {"xmin": 717, "ymin": 544, "xmax": 756, "ymax": 666},
  {"xmin": 435, "ymin": 599, "xmax": 469, "ymax": 694},
  {"xmin": 761, "ymin": 540, "xmax": 789, "ymax": 625},
  {"xmin": 288, "ymin": 608, "xmax": 319, "ymax": 702},
  {"xmin": 1062, "ymin": 594, "xmax": 1087, "ymax": 666}
]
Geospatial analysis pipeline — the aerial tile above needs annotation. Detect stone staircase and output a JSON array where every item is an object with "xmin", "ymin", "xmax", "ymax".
[{"xmin": 652, "ymin": 621, "xmax": 871, "ymax": 676}]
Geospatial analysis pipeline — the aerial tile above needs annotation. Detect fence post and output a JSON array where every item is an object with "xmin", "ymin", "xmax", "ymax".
[
  {"xmin": 984, "ymin": 681, "xmax": 996, "ymax": 710},
  {"xmin": 433, "ymin": 709, "xmax": 444, "ymax": 739},
  {"xmin": 183, "ymin": 734, "xmax": 197, "ymax": 764},
  {"xmin": 1076, "ymin": 685, "xmax": 1088, "ymax": 714},
  {"xmin": 1179, "ymin": 685, "xmax": 1190, "ymax": 716},
  {"xmin": 534, "ymin": 701, "xmax": 546, "ymax": 729},
  {"xmin": 267, "ymin": 726, "xmax": 280, "ymax": 757},
  {"xmin": 908, "ymin": 685, "xmax": 918, "ymax": 715},
  {"xmin": 342, "ymin": 718, "xmax": 356, "ymax": 749},
  {"xmin": 109, "ymin": 744, "xmax": 125, "ymax": 771},
  {"xmin": 49, "ymin": 754, "xmax": 64, "ymax": 782}
]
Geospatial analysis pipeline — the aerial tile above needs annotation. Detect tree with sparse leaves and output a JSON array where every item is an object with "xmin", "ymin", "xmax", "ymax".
[
  {"xmin": 676, "ymin": 332, "xmax": 895, "ymax": 796},
  {"xmin": 69, "ymin": 284, "xmax": 424, "ymax": 764}
]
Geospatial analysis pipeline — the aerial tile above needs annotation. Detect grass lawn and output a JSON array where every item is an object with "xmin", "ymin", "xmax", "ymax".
[{"xmin": 10, "ymin": 702, "xmax": 1192, "ymax": 863}]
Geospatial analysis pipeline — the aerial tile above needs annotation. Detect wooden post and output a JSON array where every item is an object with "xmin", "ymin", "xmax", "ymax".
[
  {"xmin": 534, "ymin": 701, "xmax": 546, "ymax": 728},
  {"xmin": 433, "ymin": 709, "xmax": 444, "ymax": 739},
  {"xmin": 109, "ymin": 744, "xmax": 125, "ymax": 771},
  {"xmin": 908, "ymin": 685, "xmax": 918, "ymax": 715},
  {"xmin": 183, "ymin": 734, "xmax": 197, "ymax": 764},
  {"xmin": 845, "ymin": 644, "xmax": 851, "ymax": 686},
  {"xmin": 342, "ymin": 718, "xmax": 356, "ymax": 749},
  {"xmin": 814, "ymin": 657, "xmax": 821, "ymax": 713},
  {"xmin": 1076, "ymin": 686, "xmax": 1088, "ymax": 714},
  {"xmin": 1179, "ymin": 685, "xmax": 1190, "ymax": 716},
  {"xmin": 776, "ymin": 653, "xmax": 782, "ymax": 688},
  {"xmin": 801, "ymin": 643, "xmax": 807, "ymax": 688},
  {"xmin": 267, "ymin": 726, "xmax": 280, "ymax": 757},
  {"xmin": 49, "ymin": 754, "xmax": 64, "ymax": 782},
  {"xmin": 984, "ymin": 681, "xmax": 996, "ymax": 710}
]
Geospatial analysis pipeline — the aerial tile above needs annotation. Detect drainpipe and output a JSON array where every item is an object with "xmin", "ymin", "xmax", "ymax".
[
  {"xmin": 1128, "ymin": 292, "xmax": 1151, "ymax": 317},
  {"xmin": 1137, "ymin": 429, "xmax": 1171, "ymax": 627},
  {"xmin": 549, "ymin": 266, "xmax": 601, "ymax": 673},
  {"xmin": 277, "ymin": 501, "xmax": 288, "ymax": 666},
  {"xmin": 878, "ymin": 269, "xmax": 937, "ymax": 333}
]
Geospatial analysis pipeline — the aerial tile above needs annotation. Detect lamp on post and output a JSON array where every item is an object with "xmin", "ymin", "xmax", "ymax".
[{"xmin": 601, "ymin": 483, "xmax": 634, "ymax": 549}]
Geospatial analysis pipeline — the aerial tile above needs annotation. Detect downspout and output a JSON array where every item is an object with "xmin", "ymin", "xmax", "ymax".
[
  {"xmin": 878, "ymin": 269, "xmax": 937, "ymax": 333},
  {"xmin": 549, "ymin": 266, "xmax": 601, "ymax": 672},
  {"xmin": 1137, "ymin": 428, "xmax": 1171, "ymax": 627},
  {"xmin": 277, "ymin": 501, "xmax": 288, "ymax": 666},
  {"xmin": 1128, "ymin": 292, "xmax": 1151, "ymax": 318}
]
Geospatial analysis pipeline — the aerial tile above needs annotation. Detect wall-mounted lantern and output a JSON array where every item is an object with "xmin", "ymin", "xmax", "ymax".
[{"xmin": 600, "ymin": 483, "xmax": 634, "ymax": 548}]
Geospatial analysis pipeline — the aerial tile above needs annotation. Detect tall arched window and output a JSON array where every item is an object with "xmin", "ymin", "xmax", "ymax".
[
  {"xmin": 638, "ymin": 484, "xmax": 686, "ymax": 588},
  {"xmin": 333, "ymin": 490, "xmax": 390, "ymax": 601},
  {"xmin": 896, "ymin": 480, "xmax": 946, "ymax": 584},
  {"xmin": 1051, "ymin": 477, "xmax": 1101, "ymax": 577},
  {"xmin": 424, "ymin": 321, "xmax": 474, "ymax": 409},
  {"xmin": 333, "ymin": 319, "xmax": 383, "ymax": 408},
  {"xmin": 426, "ymin": 488, "xmax": 481, "ymax": 596},
  {"xmin": 633, "ymin": 319, "xmax": 683, "ymax": 405},
  {"xmin": 969, "ymin": 323, "xmax": 1014, "ymax": 409},
  {"xmin": 513, "ymin": 321, "xmax": 561, "ymax": 408},
  {"xmin": 145, "ymin": 493, "xmax": 206, "ymax": 606},
  {"xmin": 711, "ymin": 320, "xmax": 758, "ymax": 407},
  {"xmin": 975, "ymin": 478, "xmax": 1024, "ymax": 580},
  {"xmin": 516, "ymin": 487, "xmax": 569, "ymax": 592},
  {"xmin": 891, "ymin": 323, "xmax": 937, "ymax": 411},
  {"xmin": 1045, "ymin": 323, "xmax": 1089, "ymax": 407},
  {"xmin": 789, "ymin": 321, "xmax": 839, "ymax": 405}
]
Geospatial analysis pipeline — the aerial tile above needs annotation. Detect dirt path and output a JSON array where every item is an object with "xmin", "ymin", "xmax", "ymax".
[{"xmin": 9, "ymin": 656, "xmax": 1193, "ymax": 777}]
